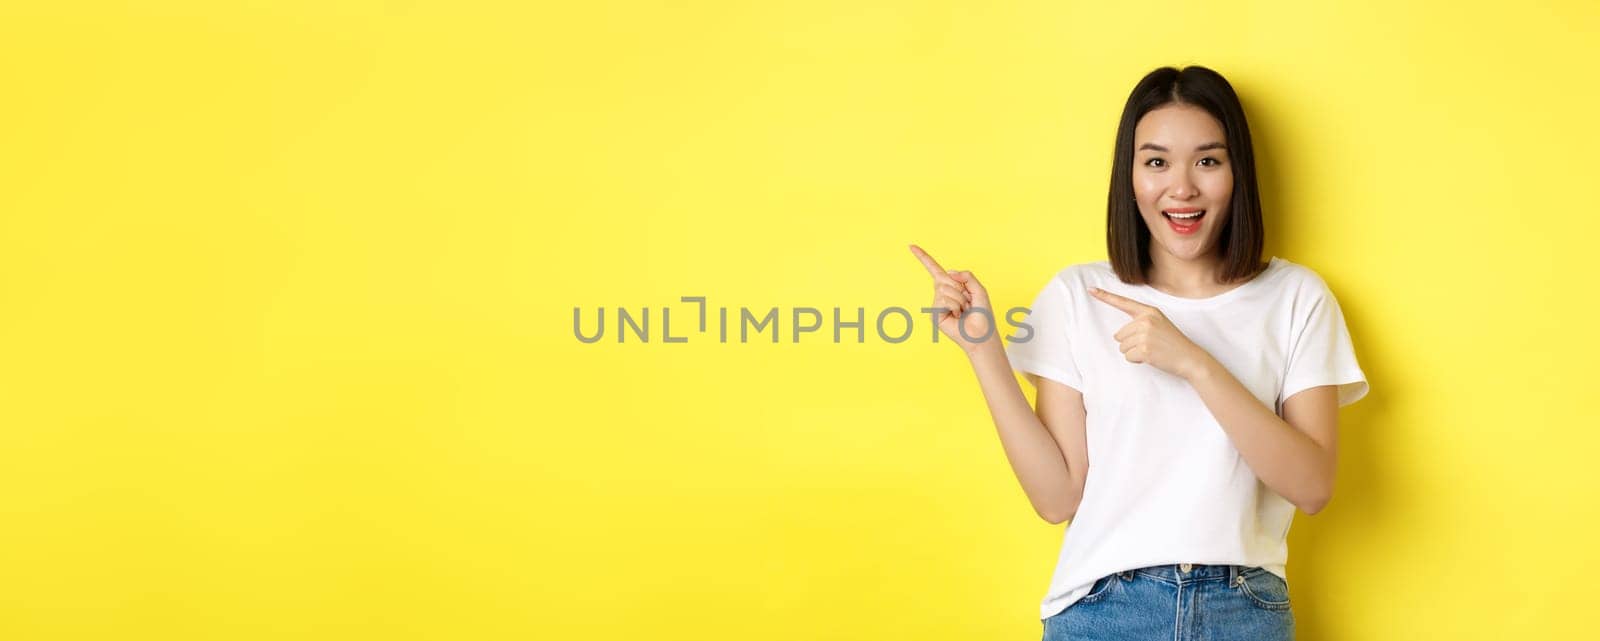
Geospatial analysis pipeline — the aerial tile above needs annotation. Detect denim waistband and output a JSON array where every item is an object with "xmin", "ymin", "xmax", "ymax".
[{"xmin": 1119, "ymin": 563, "xmax": 1253, "ymax": 586}]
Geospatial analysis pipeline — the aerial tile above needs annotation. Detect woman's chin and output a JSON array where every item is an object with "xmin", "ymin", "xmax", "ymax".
[{"xmin": 1154, "ymin": 237, "xmax": 1216, "ymax": 261}]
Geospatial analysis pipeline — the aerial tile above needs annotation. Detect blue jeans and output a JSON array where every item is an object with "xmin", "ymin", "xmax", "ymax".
[{"xmin": 1041, "ymin": 563, "xmax": 1294, "ymax": 641}]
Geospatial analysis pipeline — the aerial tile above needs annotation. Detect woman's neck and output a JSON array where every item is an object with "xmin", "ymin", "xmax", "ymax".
[{"xmin": 1147, "ymin": 251, "xmax": 1227, "ymax": 298}]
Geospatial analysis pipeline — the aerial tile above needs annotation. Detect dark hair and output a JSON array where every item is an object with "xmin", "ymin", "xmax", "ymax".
[{"xmin": 1106, "ymin": 65, "xmax": 1266, "ymax": 285}]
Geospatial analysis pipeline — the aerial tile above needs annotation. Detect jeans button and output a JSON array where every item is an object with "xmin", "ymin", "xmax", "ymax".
[{"xmin": 1179, "ymin": 563, "xmax": 1192, "ymax": 573}]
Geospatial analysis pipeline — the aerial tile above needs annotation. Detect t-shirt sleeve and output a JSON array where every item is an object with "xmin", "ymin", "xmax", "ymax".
[
  {"xmin": 1004, "ymin": 274, "xmax": 1083, "ymax": 391},
  {"xmin": 1280, "ymin": 276, "xmax": 1369, "ymax": 409}
]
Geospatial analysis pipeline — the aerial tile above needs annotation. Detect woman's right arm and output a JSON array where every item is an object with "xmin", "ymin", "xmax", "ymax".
[
  {"xmin": 967, "ymin": 342, "xmax": 1089, "ymax": 524},
  {"xmin": 909, "ymin": 245, "xmax": 1090, "ymax": 524}
]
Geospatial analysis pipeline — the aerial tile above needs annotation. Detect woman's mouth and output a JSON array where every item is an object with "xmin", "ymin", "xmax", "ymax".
[{"xmin": 1163, "ymin": 209, "xmax": 1205, "ymax": 235}]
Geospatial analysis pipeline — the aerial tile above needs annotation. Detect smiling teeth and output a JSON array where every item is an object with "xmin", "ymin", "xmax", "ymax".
[{"xmin": 1166, "ymin": 210, "xmax": 1204, "ymax": 219}]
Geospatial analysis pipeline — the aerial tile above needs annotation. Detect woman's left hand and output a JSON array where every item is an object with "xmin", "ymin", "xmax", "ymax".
[{"xmin": 1088, "ymin": 287, "xmax": 1214, "ymax": 381}]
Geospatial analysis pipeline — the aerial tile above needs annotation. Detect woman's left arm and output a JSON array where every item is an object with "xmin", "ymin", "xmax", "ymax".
[
  {"xmin": 1087, "ymin": 286, "xmax": 1339, "ymax": 514},
  {"xmin": 1185, "ymin": 357, "xmax": 1338, "ymax": 515}
]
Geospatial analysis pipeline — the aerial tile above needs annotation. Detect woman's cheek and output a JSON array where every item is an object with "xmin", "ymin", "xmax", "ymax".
[
  {"xmin": 1132, "ymin": 174, "xmax": 1163, "ymax": 204},
  {"xmin": 1208, "ymin": 170, "xmax": 1233, "ymax": 195}
]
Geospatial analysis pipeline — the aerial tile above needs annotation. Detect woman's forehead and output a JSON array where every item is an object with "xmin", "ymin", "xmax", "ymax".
[{"xmin": 1135, "ymin": 105, "xmax": 1225, "ymax": 146}]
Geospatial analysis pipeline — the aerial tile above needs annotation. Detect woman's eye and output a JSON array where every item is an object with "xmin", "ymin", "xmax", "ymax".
[
  {"xmin": 1144, "ymin": 158, "xmax": 1165, "ymax": 168},
  {"xmin": 1199, "ymin": 157, "xmax": 1222, "ymax": 167}
]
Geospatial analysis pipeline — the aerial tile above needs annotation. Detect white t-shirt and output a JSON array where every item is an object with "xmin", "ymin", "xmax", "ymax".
[{"xmin": 1003, "ymin": 256, "xmax": 1369, "ymax": 621}]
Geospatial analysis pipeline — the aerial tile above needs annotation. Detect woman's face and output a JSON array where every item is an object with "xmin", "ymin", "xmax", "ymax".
[{"xmin": 1132, "ymin": 103, "xmax": 1234, "ymax": 264}]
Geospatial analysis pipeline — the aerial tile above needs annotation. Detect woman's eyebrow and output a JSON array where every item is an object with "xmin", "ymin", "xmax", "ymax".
[{"xmin": 1137, "ymin": 142, "xmax": 1228, "ymax": 152}]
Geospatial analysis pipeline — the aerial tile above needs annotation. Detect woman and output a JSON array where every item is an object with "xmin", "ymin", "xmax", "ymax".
[{"xmin": 908, "ymin": 65, "xmax": 1368, "ymax": 640}]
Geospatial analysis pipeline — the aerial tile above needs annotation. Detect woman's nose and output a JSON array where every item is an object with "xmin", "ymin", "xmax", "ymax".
[{"xmin": 1170, "ymin": 171, "xmax": 1197, "ymax": 198}]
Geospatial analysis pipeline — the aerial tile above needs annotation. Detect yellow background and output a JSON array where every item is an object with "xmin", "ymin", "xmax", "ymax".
[{"xmin": 1, "ymin": 1, "xmax": 1596, "ymax": 639}]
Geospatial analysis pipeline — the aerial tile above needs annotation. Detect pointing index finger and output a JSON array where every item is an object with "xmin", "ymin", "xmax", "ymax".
[
  {"xmin": 908, "ymin": 244, "xmax": 948, "ymax": 280},
  {"xmin": 1089, "ymin": 287, "xmax": 1155, "ymax": 316}
]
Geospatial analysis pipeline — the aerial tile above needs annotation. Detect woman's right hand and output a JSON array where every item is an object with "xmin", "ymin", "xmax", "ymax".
[{"xmin": 908, "ymin": 244, "xmax": 996, "ymax": 354}]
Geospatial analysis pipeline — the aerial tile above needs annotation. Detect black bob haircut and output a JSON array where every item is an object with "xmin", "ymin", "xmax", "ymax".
[{"xmin": 1106, "ymin": 65, "xmax": 1266, "ymax": 285}]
